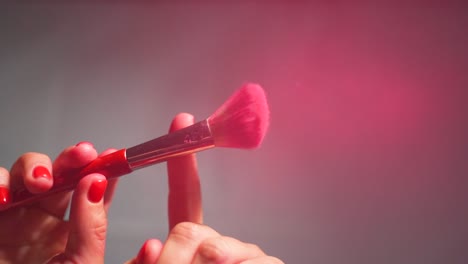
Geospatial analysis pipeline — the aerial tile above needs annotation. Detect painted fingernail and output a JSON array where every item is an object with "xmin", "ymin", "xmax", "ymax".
[
  {"xmin": 76, "ymin": 141, "xmax": 93, "ymax": 148},
  {"xmin": 0, "ymin": 187, "xmax": 10, "ymax": 205},
  {"xmin": 88, "ymin": 178, "xmax": 108, "ymax": 203},
  {"xmin": 136, "ymin": 240, "xmax": 148, "ymax": 263},
  {"xmin": 33, "ymin": 166, "xmax": 52, "ymax": 180}
]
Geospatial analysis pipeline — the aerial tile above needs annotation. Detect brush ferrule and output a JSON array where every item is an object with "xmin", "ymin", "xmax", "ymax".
[{"xmin": 126, "ymin": 119, "xmax": 214, "ymax": 170}]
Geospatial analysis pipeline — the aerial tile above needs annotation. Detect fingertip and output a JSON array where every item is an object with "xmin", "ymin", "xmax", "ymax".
[
  {"xmin": 88, "ymin": 176, "xmax": 108, "ymax": 204},
  {"xmin": 169, "ymin": 113, "xmax": 195, "ymax": 132},
  {"xmin": 136, "ymin": 239, "xmax": 163, "ymax": 264},
  {"xmin": 15, "ymin": 153, "xmax": 54, "ymax": 194},
  {"xmin": 72, "ymin": 173, "xmax": 108, "ymax": 206},
  {"xmin": 71, "ymin": 142, "xmax": 99, "ymax": 163},
  {"xmin": 75, "ymin": 141, "xmax": 94, "ymax": 148},
  {"xmin": 55, "ymin": 142, "xmax": 99, "ymax": 170},
  {"xmin": 28, "ymin": 165, "xmax": 53, "ymax": 194}
]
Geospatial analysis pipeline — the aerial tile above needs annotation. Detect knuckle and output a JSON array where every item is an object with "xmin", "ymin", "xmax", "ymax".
[
  {"xmin": 169, "ymin": 222, "xmax": 203, "ymax": 243},
  {"xmin": 91, "ymin": 217, "xmax": 107, "ymax": 254},
  {"xmin": 94, "ymin": 222, "xmax": 107, "ymax": 242},
  {"xmin": 90, "ymin": 210, "xmax": 108, "ymax": 244},
  {"xmin": 198, "ymin": 237, "xmax": 229, "ymax": 262}
]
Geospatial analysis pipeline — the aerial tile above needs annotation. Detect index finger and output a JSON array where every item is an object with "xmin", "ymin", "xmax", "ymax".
[{"xmin": 167, "ymin": 113, "xmax": 203, "ymax": 230}]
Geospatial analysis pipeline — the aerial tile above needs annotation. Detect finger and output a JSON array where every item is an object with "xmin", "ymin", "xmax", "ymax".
[
  {"xmin": 53, "ymin": 142, "xmax": 98, "ymax": 172},
  {"xmin": 61, "ymin": 173, "xmax": 108, "ymax": 263},
  {"xmin": 0, "ymin": 167, "xmax": 11, "ymax": 209},
  {"xmin": 99, "ymin": 148, "xmax": 120, "ymax": 213},
  {"xmin": 167, "ymin": 113, "xmax": 203, "ymax": 230},
  {"xmin": 239, "ymin": 256, "xmax": 285, "ymax": 264},
  {"xmin": 40, "ymin": 142, "xmax": 99, "ymax": 218},
  {"xmin": 9, "ymin": 152, "xmax": 53, "ymax": 194},
  {"xmin": 157, "ymin": 222, "xmax": 219, "ymax": 263},
  {"xmin": 123, "ymin": 239, "xmax": 163, "ymax": 264},
  {"xmin": 192, "ymin": 236, "xmax": 266, "ymax": 264},
  {"xmin": 124, "ymin": 239, "xmax": 163, "ymax": 264}
]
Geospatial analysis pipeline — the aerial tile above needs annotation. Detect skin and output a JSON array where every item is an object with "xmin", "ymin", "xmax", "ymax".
[{"xmin": 0, "ymin": 113, "xmax": 283, "ymax": 264}]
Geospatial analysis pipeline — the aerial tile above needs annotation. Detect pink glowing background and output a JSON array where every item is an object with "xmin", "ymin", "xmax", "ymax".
[{"xmin": 0, "ymin": 3, "xmax": 467, "ymax": 263}]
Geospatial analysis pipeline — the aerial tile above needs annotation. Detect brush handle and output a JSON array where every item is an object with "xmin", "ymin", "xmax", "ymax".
[
  {"xmin": 5, "ymin": 121, "xmax": 215, "ymax": 211},
  {"xmin": 6, "ymin": 149, "xmax": 132, "ymax": 210}
]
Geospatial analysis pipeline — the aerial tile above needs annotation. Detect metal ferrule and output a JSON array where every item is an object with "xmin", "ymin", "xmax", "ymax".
[{"xmin": 126, "ymin": 119, "xmax": 215, "ymax": 170}]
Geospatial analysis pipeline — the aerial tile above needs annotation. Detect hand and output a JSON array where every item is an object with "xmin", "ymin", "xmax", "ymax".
[
  {"xmin": 0, "ymin": 143, "xmax": 119, "ymax": 263},
  {"xmin": 127, "ymin": 113, "xmax": 284, "ymax": 264}
]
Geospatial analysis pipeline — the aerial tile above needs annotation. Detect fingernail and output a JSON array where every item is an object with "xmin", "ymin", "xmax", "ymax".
[
  {"xmin": 33, "ymin": 166, "xmax": 52, "ymax": 180},
  {"xmin": 136, "ymin": 241, "xmax": 148, "ymax": 263},
  {"xmin": 0, "ymin": 187, "xmax": 10, "ymax": 205},
  {"xmin": 76, "ymin": 141, "xmax": 93, "ymax": 148},
  {"xmin": 88, "ymin": 178, "xmax": 108, "ymax": 203}
]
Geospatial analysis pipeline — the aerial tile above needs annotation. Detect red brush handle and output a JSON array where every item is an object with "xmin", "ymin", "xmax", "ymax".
[{"xmin": 6, "ymin": 149, "xmax": 132, "ymax": 210}]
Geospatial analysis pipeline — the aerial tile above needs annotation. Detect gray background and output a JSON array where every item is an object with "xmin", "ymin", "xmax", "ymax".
[{"xmin": 1, "ymin": 2, "xmax": 467, "ymax": 263}]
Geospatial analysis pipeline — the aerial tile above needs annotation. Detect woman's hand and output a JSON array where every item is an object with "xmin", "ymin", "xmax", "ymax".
[
  {"xmin": 127, "ymin": 113, "xmax": 284, "ymax": 264},
  {"xmin": 0, "ymin": 113, "xmax": 283, "ymax": 263},
  {"xmin": 0, "ymin": 143, "xmax": 119, "ymax": 263}
]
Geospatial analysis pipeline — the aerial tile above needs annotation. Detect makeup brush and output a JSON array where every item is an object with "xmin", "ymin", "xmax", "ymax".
[{"xmin": 7, "ymin": 83, "xmax": 270, "ymax": 210}]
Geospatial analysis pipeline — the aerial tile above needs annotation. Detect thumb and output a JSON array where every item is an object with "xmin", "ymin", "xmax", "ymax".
[{"xmin": 51, "ymin": 173, "xmax": 108, "ymax": 263}]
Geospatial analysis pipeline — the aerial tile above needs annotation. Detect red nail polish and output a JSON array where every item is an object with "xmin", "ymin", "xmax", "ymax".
[
  {"xmin": 33, "ymin": 166, "xmax": 52, "ymax": 180},
  {"xmin": 76, "ymin": 141, "xmax": 93, "ymax": 148},
  {"xmin": 0, "ymin": 187, "xmax": 10, "ymax": 205},
  {"xmin": 136, "ymin": 240, "xmax": 148, "ymax": 263},
  {"xmin": 88, "ymin": 178, "xmax": 108, "ymax": 203}
]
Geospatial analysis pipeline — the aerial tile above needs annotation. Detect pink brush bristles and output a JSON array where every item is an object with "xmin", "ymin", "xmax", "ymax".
[{"xmin": 208, "ymin": 83, "xmax": 270, "ymax": 149}]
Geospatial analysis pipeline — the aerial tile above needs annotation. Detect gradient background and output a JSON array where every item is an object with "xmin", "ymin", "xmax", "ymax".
[{"xmin": 1, "ymin": 2, "xmax": 467, "ymax": 263}]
